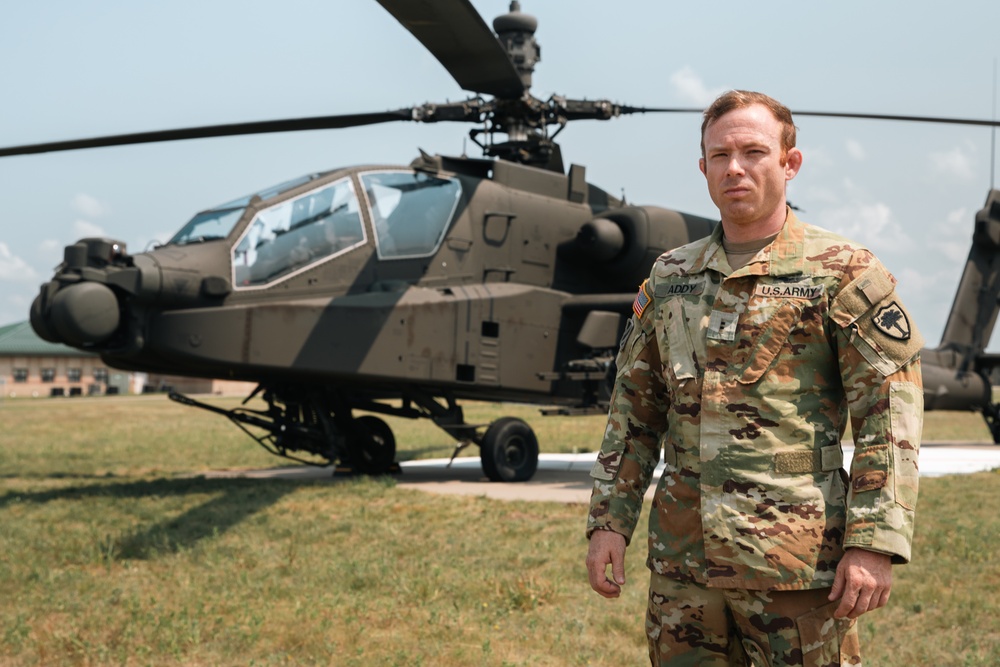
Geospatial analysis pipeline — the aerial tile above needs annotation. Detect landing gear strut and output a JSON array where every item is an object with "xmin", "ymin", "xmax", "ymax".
[
  {"xmin": 168, "ymin": 389, "xmax": 400, "ymax": 475},
  {"xmin": 169, "ymin": 386, "xmax": 541, "ymax": 481}
]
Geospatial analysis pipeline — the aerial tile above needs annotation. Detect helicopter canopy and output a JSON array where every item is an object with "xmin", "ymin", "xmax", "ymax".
[
  {"xmin": 167, "ymin": 169, "xmax": 462, "ymax": 289},
  {"xmin": 167, "ymin": 173, "xmax": 325, "ymax": 247}
]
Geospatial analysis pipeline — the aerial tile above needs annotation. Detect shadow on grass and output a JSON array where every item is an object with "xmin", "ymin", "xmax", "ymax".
[{"xmin": 0, "ymin": 476, "xmax": 319, "ymax": 560}]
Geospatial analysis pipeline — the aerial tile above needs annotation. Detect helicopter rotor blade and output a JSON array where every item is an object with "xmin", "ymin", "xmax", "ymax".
[
  {"xmin": 375, "ymin": 0, "xmax": 525, "ymax": 99},
  {"xmin": 793, "ymin": 110, "xmax": 1000, "ymax": 128},
  {"xmin": 613, "ymin": 105, "xmax": 1000, "ymax": 128},
  {"xmin": 0, "ymin": 109, "xmax": 418, "ymax": 158}
]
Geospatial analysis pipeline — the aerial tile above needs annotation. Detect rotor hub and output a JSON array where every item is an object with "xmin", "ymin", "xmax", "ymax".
[{"xmin": 493, "ymin": 1, "xmax": 540, "ymax": 92}]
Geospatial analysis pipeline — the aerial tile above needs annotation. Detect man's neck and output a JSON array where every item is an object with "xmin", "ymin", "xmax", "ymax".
[{"xmin": 720, "ymin": 205, "xmax": 788, "ymax": 243}]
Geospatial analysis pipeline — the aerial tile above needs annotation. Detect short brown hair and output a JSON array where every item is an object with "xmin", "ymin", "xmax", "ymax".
[{"xmin": 700, "ymin": 90, "xmax": 797, "ymax": 162}]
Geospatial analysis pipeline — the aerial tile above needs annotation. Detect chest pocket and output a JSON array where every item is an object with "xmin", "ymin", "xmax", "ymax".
[
  {"xmin": 659, "ymin": 298, "xmax": 698, "ymax": 381},
  {"xmin": 737, "ymin": 299, "xmax": 806, "ymax": 384}
]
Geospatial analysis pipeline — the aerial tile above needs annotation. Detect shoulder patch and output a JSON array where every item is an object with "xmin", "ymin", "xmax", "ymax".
[
  {"xmin": 872, "ymin": 301, "xmax": 911, "ymax": 340},
  {"xmin": 633, "ymin": 279, "xmax": 652, "ymax": 318},
  {"xmin": 830, "ymin": 263, "xmax": 896, "ymax": 328}
]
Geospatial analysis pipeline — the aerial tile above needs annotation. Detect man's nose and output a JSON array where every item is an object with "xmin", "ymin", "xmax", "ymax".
[{"xmin": 725, "ymin": 157, "xmax": 745, "ymax": 177}]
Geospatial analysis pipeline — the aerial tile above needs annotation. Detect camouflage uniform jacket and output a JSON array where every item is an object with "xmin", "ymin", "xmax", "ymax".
[{"xmin": 587, "ymin": 210, "xmax": 924, "ymax": 591}]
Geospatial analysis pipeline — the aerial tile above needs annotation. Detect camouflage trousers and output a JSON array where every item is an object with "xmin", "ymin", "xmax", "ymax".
[{"xmin": 646, "ymin": 572, "xmax": 861, "ymax": 667}]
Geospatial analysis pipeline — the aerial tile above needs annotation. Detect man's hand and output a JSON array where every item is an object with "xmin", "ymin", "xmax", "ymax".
[
  {"xmin": 829, "ymin": 548, "xmax": 893, "ymax": 619},
  {"xmin": 586, "ymin": 529, "xmax": 627, "ymax": 598}
]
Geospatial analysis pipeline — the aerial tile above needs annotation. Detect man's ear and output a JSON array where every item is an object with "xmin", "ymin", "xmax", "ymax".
[
  {"xmin": 698, "ymin": 157, "xmax": 707, "ymax": 177},
  {"xmin": 784, "ymin": 148, "xmax": 803, "ymax": 180}
]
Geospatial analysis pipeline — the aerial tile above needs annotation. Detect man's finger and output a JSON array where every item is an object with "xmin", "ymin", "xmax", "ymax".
[
  {"xmin": 833, "ymin": 576, "xmax": 861, "ymax": 619},
  {"xmin": 586, "ymin": 559, "xmax": 621, "ymax": 598},
  {"xmin": 875, "ymin": 587, "xmax": 891, "ymax": 610},
  {"xmin": 610, "ymin": 545, "xmax": 626, "ymax": 586},
  {"xmin": 828, "ymin": 567, "xmax": 845, "ymax": 602},
  {"xmin": 847, "ymin": 586, "xmax": 876, "ymax": 619}
]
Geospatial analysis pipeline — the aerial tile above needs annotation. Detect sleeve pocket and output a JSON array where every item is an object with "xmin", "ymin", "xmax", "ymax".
[{"xmin": 590, "ymin": 448, "xmax": 624, "ymax": 481}]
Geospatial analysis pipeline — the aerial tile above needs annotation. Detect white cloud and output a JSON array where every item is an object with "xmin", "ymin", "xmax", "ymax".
[
  {"xmin": 814, "ymin": 199, "xmax": 914, "ymax": 255},
  {"xmin": 799, "ymin": 143, "xmax": 834, "ymax": 171},
  {"xmin": 36, "ymin": 239, "xmax": 64, "ymax": 271},
  {"xmin": 670, "ymin": 66, "xmax": 727, "ymax": 106},
  {"xmin": 38, "ymin": 239, "xmax": 62, "ymax": 255},
  {"xmin": 73, "ymin": 220, "xmax": 108, "ymax": 238},
  {"xmin": 938, "ymin": 207, "xmax": 971, "ymax": 263},
  {"xmin": 0, "ymin": 292, "xmax": 35, "ymax": 327},
  {"xmin": 929, "ymin": 145, "xmax": 975, "ymax": 181},
  {"xmin": 846, "ymin": 139, "xmax": 866, "ymax": 161},
  {"xmin": 72, "ymin": 193, "xmax": 109, "ymax": 218},
  {"xmin": 0, "ymin": 243, "xmax": 40, "ymax": 283}
]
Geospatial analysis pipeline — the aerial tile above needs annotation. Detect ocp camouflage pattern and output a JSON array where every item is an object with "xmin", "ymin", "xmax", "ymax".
[{"xmin": 587, "ymin": 211, "xmax": 923, "ymax": 591}]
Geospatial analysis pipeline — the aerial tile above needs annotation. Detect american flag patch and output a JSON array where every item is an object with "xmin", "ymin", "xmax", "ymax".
[{"xmin": 633, "ymin": 279, "xmax": 652, "ymax": 318}]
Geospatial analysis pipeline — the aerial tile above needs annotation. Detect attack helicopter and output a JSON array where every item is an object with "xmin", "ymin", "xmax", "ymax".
[{"xmin": 4, "ymin": 0, "xmax": 1000, "ymax": 482}]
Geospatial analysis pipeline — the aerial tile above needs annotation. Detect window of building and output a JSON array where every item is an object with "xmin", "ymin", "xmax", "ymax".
[
  {"xmin": 41, "ymin": 368, "xmax": 55, "ymax": 382},
  {"xmin": 13, "ymin": 368, "xmax": 28, "ymax": 383},
  {"xmin": 93, "ymin": 368, "xmax": 108, "ymax": 382},
  {"xmin": 67, "ymin": 368, "xmax": 82, "ymax": 382}
]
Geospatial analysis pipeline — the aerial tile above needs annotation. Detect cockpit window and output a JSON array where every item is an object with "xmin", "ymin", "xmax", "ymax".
[
  {"xmin": 231, "ymin": 177, "xmax": 365, "ymax": 288},
  {"xmin": 360, "ymin": 171, "xmax": 461, "ymax": 259},
  {"xmin": 168, "ymin": 208, "xmax": 243, "ymax": 245},
  {"xmin": 168, "ymin": 173, "xmax": 323, "ymax": 246}
]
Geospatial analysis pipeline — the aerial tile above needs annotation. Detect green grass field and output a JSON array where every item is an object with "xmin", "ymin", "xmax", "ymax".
[{"xmin": 1, "ymin": 395, "xmax": 998, "ymax": 666}]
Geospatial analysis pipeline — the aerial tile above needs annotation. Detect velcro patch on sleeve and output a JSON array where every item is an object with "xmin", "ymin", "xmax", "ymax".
[
  {"xmin": 774, "ymin": 444, "xmax": 843, "ymax": 474},
  {"xmin": 830, "ymin": 263, "xmax": 895, "ymax": 328},
  {"xmin": 590, "ymin": 449, "xmax": 623, "ymax": 481},
  {"xmin": 852, "ymin": 470, "xmax": 888, "ymax": 493}
]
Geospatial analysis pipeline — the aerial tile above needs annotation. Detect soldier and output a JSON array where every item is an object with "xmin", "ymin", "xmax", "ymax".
[{"xmin": 584, "ymin": 90, "xmax": 923, "ymax": 666}]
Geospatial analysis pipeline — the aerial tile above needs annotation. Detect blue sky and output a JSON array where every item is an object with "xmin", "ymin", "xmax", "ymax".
[{"xmin": 2, "ymin": 0, "xmax": 999, "ymax": 347}]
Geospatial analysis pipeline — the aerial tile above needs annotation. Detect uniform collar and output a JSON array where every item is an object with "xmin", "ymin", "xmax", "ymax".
[{"xmin": 689, "ymin": 207, "xmax": 806, "ymax": 278}]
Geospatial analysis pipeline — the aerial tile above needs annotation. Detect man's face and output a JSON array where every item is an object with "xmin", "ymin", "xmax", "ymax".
[{"xmin": 699, "ymin": 104, "xmax": 802, "ymax": 233}]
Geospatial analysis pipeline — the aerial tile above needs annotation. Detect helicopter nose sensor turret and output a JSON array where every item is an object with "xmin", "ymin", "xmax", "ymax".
[
  {"xmin": 29, "ymin": 235, "xmax": 232, "ymax": 354},
  {"xmin": 30, "ymin": 238, "xmax": 129, "ymax": 346},
  {"xmin": 44, "ymin": 282, "xmax": 120, "ymax": 346}
]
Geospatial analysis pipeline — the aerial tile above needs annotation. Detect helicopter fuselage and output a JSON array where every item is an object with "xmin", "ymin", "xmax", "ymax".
[{"xmin": 32, "ymin": 154, "xmax": 716, "ymax": 409}]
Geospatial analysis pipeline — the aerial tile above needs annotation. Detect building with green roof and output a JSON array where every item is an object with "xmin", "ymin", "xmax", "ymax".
[
  {"xmin": 0, "ymin": 321, "xmax": 255, "ymax": 398},
  {"xmin": 0, "ymin": 321, "xmax": 130, "ymax": 397}
]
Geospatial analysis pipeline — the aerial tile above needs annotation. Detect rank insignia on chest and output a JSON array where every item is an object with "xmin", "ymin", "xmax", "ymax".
[
  {"xmin": 707, "ymin": 310, "xmax": 738, "ymax": 341},
  {"xmin": 872, "ymin": 301, "xmax": 911, "ymax": 340},
  {"xmin": 633, "ymin": 279, "xmax": 652, "ymax": 318}
]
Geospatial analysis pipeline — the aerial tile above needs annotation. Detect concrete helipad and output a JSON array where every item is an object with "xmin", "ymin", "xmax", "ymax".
[{"xmin": 199, "ymin": 441, "xmax": 1000, "ymax": 504}]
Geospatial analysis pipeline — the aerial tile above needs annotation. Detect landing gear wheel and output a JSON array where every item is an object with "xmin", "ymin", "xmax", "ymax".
[
  {"xmin": 350, "ymin": 416, "xmax": 397, "ymax": 474},
  {"xmin": 480, "ymin": 417, "xmax": 539, "ymax": 482}
]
